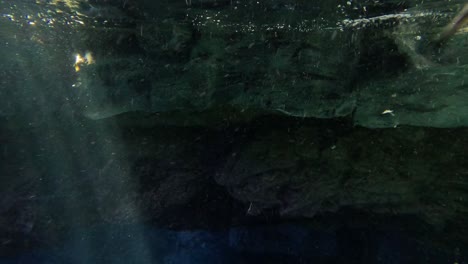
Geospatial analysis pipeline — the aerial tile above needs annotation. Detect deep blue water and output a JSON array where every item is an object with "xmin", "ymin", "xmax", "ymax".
[{"xmin": 0, "ymin": 224, "xmax": 459, "ymax": 264}]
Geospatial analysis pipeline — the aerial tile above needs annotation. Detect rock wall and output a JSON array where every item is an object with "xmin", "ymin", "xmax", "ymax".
[{"xmin": 1, "ymin": 0, "xmax": 468, "ymax": 255}]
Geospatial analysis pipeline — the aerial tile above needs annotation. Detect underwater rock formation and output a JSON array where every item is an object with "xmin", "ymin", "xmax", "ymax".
[{"xmin": 1, "ymin": 0, "xmax": 468, "ymax": 257}]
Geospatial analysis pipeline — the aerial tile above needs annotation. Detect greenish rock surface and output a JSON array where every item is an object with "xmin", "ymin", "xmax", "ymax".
[
  {"xmin": 1, "ymin": 0, "xmax": 467, "ymax": 128},
  {"xmin": 354, "ymin": 2, "xmax": 468, "ymax": 127}
]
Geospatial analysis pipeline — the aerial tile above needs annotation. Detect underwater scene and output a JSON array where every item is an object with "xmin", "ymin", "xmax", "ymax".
[{"xmin": 0, "ymin": 0, "xmax": 468, "ymax": 263}]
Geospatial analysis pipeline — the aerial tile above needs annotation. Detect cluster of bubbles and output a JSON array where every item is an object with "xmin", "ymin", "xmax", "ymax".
[{"xmin": 0, "ymin": 0, "xmax": 86, "ymax": 29}]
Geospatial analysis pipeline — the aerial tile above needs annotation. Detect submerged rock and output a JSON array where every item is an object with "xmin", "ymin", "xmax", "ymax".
[{"xmin": 1, "ymin": 0, "xmax": 468, "ymax": 258}]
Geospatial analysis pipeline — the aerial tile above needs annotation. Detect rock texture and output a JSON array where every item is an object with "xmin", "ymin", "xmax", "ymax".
[{"xmin": 1, "ymin": 0, "xmax": 468, "ymax": 255}]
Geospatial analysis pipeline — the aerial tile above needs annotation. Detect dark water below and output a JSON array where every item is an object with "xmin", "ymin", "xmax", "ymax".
[{"xmin": 0, "ymin": 223, "xmax": 458, "ymax": 264}]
